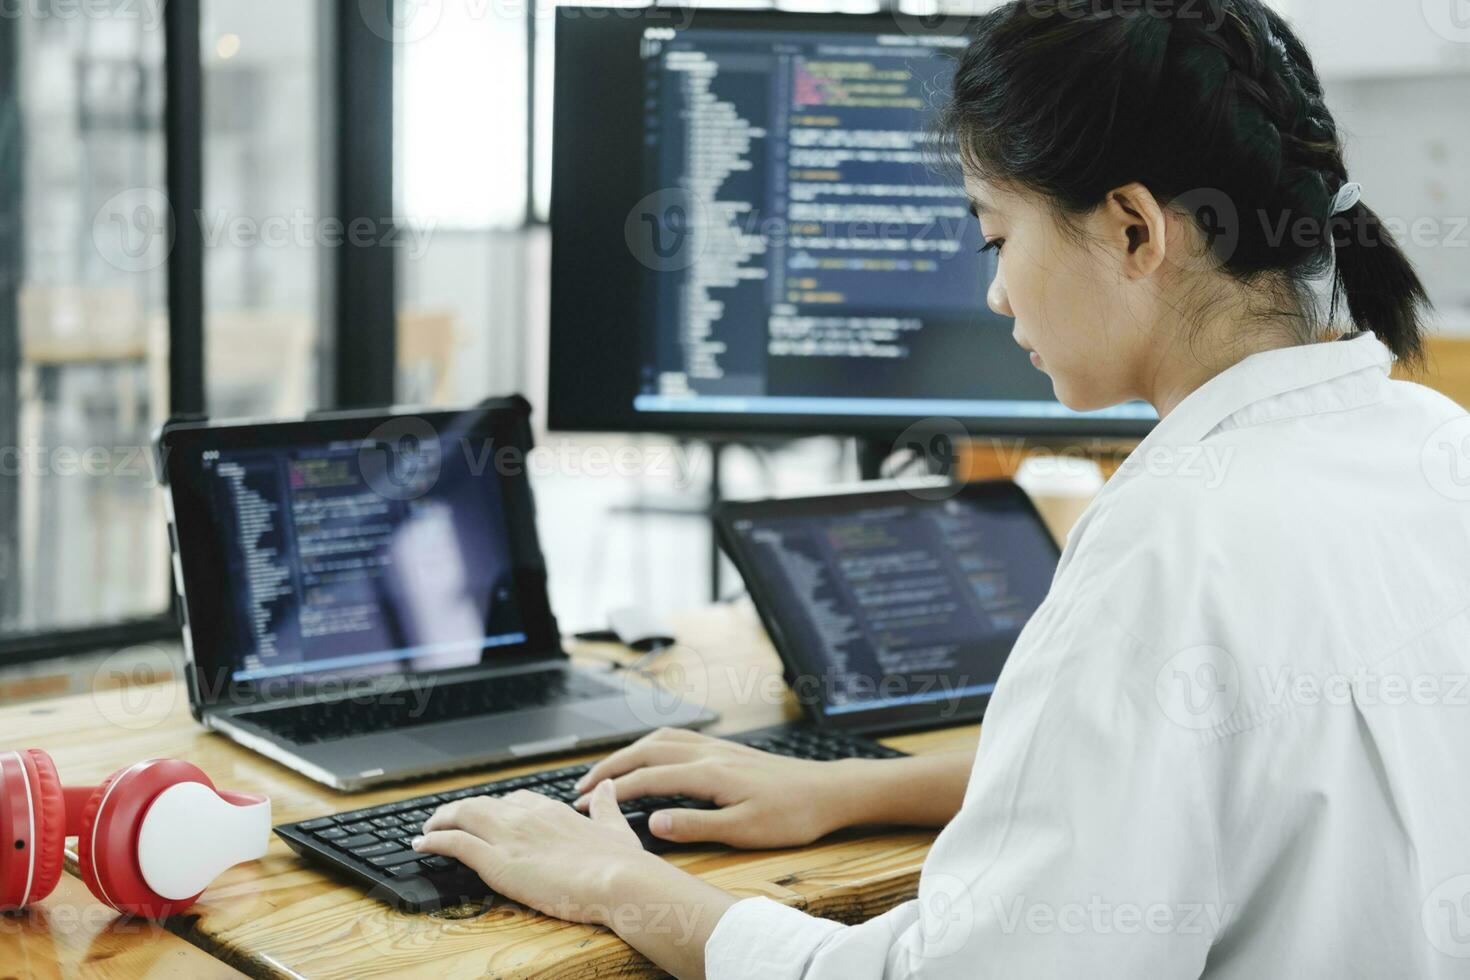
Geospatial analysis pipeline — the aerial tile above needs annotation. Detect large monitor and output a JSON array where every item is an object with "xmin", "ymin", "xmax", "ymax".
[{"xmin": 549, "ymin": 8, "xmax": 1157, "ymax": 439}]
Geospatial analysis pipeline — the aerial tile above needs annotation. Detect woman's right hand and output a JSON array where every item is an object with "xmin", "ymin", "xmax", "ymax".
[{"xmin": 571, "ymin": 727, "xmax": 864, "ymax": 849}]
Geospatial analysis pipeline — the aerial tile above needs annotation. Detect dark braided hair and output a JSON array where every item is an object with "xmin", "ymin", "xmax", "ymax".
[{"xmin": 938, "ymin": 0, "xmax": 1430, "ymax": 365}]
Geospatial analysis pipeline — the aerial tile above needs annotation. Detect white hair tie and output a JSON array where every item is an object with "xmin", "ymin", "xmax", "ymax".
[{"xmin": 1331, "ymin": 181, "xmax": 1362, "ymax": 215}]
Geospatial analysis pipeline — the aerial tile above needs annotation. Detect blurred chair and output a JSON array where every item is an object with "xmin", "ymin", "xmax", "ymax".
[{"xmin": 398, "ymin": 308, "xmax": 462, "ymax": 406}]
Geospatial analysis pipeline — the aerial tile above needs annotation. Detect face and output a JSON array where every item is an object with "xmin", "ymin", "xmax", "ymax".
[{"xmin": 966, "ymin": 175, "xmax": 1162, "ymax": 412}]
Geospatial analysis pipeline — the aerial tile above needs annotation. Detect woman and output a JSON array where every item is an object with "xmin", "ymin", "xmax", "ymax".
[{"xmin": 413, "ymin": 2, "xmax": 1470, "ymax": 976}]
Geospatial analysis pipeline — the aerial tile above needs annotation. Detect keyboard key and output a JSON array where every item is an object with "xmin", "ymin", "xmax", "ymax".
[
  {"xmin": 317, "ymin": 827, "xmax": 348, "ymax": 841},
  {"xmin": 344, "ymin": 821, "xmax": 376, "ymax": 835},
  {"xmin": 369, "ymin": 850, "xmax": 424, "ymax": 868},
  {"xmin": 420, "ymin": 856, "xmax": 456, "ymax": 871},
  {"xmin": 298, "ymin": 817, "xmax": 335, "ymax": 831},
  {"xmin": 353, "ymin": 841, "xmax": 404, "ymax": 859},
  {"xmin": 335, "ymin": 834, "xmax": 379, "ymax": 850}
]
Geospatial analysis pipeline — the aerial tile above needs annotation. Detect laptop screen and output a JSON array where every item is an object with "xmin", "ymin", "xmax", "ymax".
[
  {"xmin": 163, "ymin": 403, "xmax": 558, "ymax": 696},
  {"xmin": 718, "ymin": 483, "xmax": 1058, "ymax": 727}
]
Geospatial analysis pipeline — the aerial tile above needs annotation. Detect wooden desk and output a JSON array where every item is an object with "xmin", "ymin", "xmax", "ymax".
[
  {"xmin": 0, "ymin": 603, "xmax": 978, "ymax": 979},
  {"xmin": 0, "ymin": 874, "xmax": 245, "ymax": 978}
]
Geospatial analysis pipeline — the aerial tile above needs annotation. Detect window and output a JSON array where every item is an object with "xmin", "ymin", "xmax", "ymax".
[
  {"xmin": 202, "ymin": 0, "xmax": 328, "ymax": 419},
  {"xmin": 1, "ymin": 3, "xmax": 171, "ymax": 638},
  {"xmin": 394, "ymin": 1, "xmax": 531, "ymax": 407}
]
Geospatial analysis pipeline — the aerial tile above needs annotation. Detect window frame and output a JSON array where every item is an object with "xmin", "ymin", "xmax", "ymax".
[{"xmin": 0, "ymin": 0, "xmax": 547, "ymax": 665}]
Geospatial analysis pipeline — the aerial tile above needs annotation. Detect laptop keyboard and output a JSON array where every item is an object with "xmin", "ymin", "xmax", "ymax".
[
  {"xmin": 275, "ymin": 725, "xmax": 907, "ymax": 912},
  {"xmin": 237, "ymin": 669, "xmax": 610, "ymax": 745}
]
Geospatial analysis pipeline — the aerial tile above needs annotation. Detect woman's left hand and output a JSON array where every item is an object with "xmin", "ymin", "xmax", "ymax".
[{"xmin": 413, "ymin": 779, "xmax": 652, "ymax": 925}]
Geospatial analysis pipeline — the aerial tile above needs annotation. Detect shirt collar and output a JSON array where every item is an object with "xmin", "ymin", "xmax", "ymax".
[{"xmin": 1137, "ymin": 332, "xmax": 1394, "ymax": 449}]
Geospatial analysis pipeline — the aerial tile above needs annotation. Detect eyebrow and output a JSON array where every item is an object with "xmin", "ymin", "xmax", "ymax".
[{"xmin": 967, "ymin": 198, "xmax": 994, "ymax": 219}]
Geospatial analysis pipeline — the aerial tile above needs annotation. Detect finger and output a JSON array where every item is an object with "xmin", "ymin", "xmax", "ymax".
[
  {"xmin": 586, "ymin": 779, "xmax": 632, "ymax": 829},
  {"xmin": 411, "ymin": 829, "xmax": 498, "ymax": 880},
  {"xmin": 573, "ymin": 762, "xmax": 720, "ymax": 811},
  {"xmin": 425, "ymin": 797, "xmax": 500, "ymax": 836},
  {"xmin": 646, "ymin": 803, "xmax": 750, "ymax": 845},
  {"xmin": 574, "ymin": 737, "xmax": 710, "ymax": 793}
]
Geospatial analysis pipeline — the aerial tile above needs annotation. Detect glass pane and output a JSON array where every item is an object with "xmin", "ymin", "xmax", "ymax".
[
  {"xmin": 396, "ymin": 1, "xmax": 529, "ymax": 406},
  {"xmin": 202, "ymin": 0, "xmax": 325, "ymax": 419},
  {"xmin": 1, "ymin": 4, "xmax": 171, "ymax": 636}
]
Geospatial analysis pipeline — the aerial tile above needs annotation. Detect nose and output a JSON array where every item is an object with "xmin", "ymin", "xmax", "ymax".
[{"xmin": 986, "ymin": 261, "xmax": 1012, "ymax": 318}]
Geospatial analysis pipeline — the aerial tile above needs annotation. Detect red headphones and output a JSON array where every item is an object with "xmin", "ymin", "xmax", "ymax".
[{"xmin": 1, "ymin": 749, "xmax": 271, "ymax": 918}]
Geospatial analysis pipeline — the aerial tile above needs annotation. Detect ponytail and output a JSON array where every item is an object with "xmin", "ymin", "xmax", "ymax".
[{"xmin": 1332, "ymin": 200, "xmax": 1430, "ymax": 367}]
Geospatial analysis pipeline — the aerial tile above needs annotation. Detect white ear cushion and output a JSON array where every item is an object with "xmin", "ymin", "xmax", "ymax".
[{"xmin": 135, "ymin": 782, "xmax": 271, "ymax": 901}]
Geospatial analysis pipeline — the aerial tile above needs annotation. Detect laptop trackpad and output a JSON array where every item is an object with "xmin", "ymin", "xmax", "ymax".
[{"xmin": 405, "ymin": 707, "xmax": 618, "ymax": 758}]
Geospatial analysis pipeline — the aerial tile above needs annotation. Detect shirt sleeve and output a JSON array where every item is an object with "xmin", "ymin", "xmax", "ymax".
[{"xmin": 704, "ymin": 593, "xmax": 1223, "ymax": 980}]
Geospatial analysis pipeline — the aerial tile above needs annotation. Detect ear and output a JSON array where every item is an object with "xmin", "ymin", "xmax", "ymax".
[{"xmin": 1097, "ymin": 182, "xmax": 1167, "ymax": 280}]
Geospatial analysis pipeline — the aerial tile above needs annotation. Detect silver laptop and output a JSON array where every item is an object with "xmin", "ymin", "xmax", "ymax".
[{"xmin": 158, "ymin": 397, "xmax": 715, "ymax": 791}]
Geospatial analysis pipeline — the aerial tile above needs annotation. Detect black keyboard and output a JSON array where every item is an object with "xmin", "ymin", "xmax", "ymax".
[
  {"xmin": 236, "ymin": 668, "xmax": 609, "ymax": 745},
  {"xmin": 275, "ymin": 725, "xmax": 907, "ymax": 912}
]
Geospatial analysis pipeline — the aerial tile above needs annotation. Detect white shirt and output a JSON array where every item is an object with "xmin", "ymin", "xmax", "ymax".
[{"xmin": 705, "ymin": 334, "xmax": 1470, "ymax": 979}]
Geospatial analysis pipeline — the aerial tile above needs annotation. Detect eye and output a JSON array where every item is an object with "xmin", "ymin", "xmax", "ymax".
[{"xmin": 979, "ymin": 238, "xmax": 1005, "ymax": 255}]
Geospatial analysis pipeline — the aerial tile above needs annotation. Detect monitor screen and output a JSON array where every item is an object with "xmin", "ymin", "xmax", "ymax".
[
  {"xmin": 162, "ymin": 405, "xmax": 561, "ymax": 697},
  {"xmin": 550, "ymin": 8, "xmax": 1157, "ymax": 439},
  {"xmin": 717, "ymin": 483, "xmax": 1059, "ymax": 727}
]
